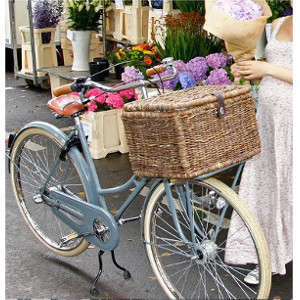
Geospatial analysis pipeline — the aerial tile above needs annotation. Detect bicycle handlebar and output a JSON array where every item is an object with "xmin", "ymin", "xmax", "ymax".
[
  {"xmin": 52, "ymin": 61, "xmax": 177, "ymax": 98},
  {"xmin": 52, "ymin": 83, "xmax": 74, "ymax": 97}
]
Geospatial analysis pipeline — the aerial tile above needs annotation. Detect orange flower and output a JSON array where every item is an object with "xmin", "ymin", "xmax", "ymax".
[{"xmin": 144, "ymin": 57, "xmax": 153, "ymax": 65}]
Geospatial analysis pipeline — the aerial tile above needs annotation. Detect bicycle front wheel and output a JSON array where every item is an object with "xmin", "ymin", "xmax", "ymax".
[
  {"xmin": 10, "ymin": 127, "xmax": 90, "ymax": 257},
  {"xmin": 144, "ymin": 178, "xmax": 271, "ymax": 299}
]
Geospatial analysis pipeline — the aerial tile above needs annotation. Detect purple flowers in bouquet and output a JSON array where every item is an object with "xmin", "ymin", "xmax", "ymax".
[{"xmin": 215, "ymin": 0, "xmax": 263, "ymax": 21}]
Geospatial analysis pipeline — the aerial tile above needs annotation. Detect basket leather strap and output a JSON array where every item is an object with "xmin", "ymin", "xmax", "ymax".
[{"xmin": 214, "ymin": 93, "xmax": 226, "ymax": 119}]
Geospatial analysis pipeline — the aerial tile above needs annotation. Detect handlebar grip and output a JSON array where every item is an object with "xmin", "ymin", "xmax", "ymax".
[
  {"xmin": 52, "ymin": 83, "xmax": 74, "ymax": 97},
  {"xmin": 146, "ymin": 65, "xmax": 166, "ymax": 76}
]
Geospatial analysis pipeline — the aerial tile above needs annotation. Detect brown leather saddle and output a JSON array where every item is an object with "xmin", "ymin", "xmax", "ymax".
[{"xmin": 47, "ymin": 94, "xmax": 87, "ymax": 116}]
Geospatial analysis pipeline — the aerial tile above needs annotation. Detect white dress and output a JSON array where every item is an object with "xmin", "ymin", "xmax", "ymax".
[{"xmin": 225, "ymin": 17, "xmax": 293, "ymax": 275}]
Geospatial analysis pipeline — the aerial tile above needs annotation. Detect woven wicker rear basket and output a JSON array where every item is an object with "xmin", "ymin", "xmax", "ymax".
[{"xmin": 122, "ymin": 85, "xmax": 260, "ymax": 179}]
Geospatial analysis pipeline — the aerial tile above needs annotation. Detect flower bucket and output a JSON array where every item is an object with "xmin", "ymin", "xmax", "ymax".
[
  {"xmin": 68, "ymin": 30, "xmax": 91, "ymax": 71},
  {"xmin": 80, "ymin": 109, "xmax": 128, "ymax": 159},
  {"xmin": 114, "ymin": 65, "xmax": 125, "ymax": 80},
  {"xmin": 19, "ymin": 26, "xmax": 58, "ymax": 77}
]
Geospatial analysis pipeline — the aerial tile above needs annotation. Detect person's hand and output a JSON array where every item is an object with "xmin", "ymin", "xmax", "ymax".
[
  {"xmin": 234, "ymin": 60, "xmax": 269, "ymax": 81},
  {"xmin": 230, "ymin": 63, "xmax": 242, "ymax": 82}
]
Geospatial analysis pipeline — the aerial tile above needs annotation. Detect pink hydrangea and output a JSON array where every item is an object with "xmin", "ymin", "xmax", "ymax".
[
  {"xmin": 87, "ymin": 100, "xmax": 98, "ymax": 112},
  {"xmin": 106, "ymin": 92, "xmax": 125, "ymax": 109},
  {"xmin": 119, "ymin": 88, "xmax": 138, "ymax": 100},
  {"xmin": 86, "ymin": 88, "xmax": 106, "ymax": 104}
]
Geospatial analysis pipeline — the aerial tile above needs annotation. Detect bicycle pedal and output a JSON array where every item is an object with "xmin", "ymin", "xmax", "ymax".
[{"xmin": 59, "ymin": 233, "xmax": 79, "ymax": 247}]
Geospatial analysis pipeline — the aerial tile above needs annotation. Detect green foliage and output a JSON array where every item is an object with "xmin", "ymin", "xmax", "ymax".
[
  {"xmin": 267, "ymin": 0, "xmax": 291, "ymax": 22},
  {"xmin": 66, "ymin": 0, "xmax": 103, "ymax": 31},
  {"xmin": 154, "ymin": 12, "xmax": 224, "ymax": 62},
  {"xmin": 174, "ymin": 0, "xmax": 205, "ymax": 14}
]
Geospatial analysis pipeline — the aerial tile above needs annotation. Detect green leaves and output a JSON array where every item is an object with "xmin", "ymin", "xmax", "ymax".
[
  {"xmin": 66, "ymin": 0, "xmax": 102, "ymax": 31},
  {"xmin": 174, "ymin": 0, "xmax": 205, "ymax": 14}
]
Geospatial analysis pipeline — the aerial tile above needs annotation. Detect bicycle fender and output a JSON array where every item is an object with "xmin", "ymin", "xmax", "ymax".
[{"xmin": 7, "ymin": 121, "xmax": 98, "ymax": 205}]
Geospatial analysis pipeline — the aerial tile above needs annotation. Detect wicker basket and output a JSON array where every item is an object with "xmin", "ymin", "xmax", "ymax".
[{"xmin": 122, "ymin": 85, "xmax": 260, "ymax": 179}]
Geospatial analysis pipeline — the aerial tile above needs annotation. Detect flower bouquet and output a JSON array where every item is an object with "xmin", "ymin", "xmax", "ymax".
[{"xmin": 203, "ymin": 0, "xmax": 272, "ymax": 62}]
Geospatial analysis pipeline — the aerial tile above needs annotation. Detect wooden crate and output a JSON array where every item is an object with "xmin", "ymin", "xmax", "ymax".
[
  {"xmin": 80, "ymin": 109, "xmax": 128, "ymax": 159},
  {"xmin": 19, "ymin": 26, "xmax": 58, "ymax": 77}
]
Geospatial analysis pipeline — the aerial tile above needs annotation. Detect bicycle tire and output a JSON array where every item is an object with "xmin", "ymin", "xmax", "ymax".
[
  {"xmin": 144, "ymin": 177, "xmax": 271, "ymax": 299},
  {"xmin": 10, "ymin": 127, "xmax": 91, "ymax": 257}
]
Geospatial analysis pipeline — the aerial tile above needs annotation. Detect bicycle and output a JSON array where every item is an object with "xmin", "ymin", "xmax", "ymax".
[{"xmin": 7, "ymin": 58, "xmax": 271, "ymax": 299}]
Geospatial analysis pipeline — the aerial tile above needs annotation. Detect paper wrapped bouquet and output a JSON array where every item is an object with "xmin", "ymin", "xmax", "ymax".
[{"xmin": 204, "ymin": 0, "xmax": 272, "ymax": 62}]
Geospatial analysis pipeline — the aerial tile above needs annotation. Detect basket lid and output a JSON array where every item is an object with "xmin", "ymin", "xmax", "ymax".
[{"xmin": 123, "ymin": 84, "xmax": 251, "ymax": 112}]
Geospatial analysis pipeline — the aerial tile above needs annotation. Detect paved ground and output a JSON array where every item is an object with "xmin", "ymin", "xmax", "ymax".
[{"xmin": 5, "ymin": 71, "xmax": 293, "ymax": 299}]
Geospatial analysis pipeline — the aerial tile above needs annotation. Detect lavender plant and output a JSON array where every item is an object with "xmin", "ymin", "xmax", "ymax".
[
  {"xmin": 32, "ymin": 0, "xmax": 63, "ymax": 44},
  {"xmin": 32, "ymin": 0, "xmax": 63, "ymax": 29}
]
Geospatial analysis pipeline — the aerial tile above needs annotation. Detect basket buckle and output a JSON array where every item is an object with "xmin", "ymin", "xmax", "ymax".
[{"xmin": 214, "ymin": 93, "xmax": 226, "ymax": 119}]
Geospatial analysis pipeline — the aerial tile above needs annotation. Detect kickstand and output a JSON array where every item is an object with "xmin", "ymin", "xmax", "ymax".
[
  {"xmin": 90, "ymin": 249, "xmax": 104, "ymax": 295},
  {"xmin": 111, "ymin": 250, "xmax": 131, "ymax": 279}
]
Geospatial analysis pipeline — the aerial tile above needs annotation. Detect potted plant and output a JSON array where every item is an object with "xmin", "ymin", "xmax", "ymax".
[
  {"xmin": 32, "ymin": 0, "xmax": 63, "ymax": 43},
  {"xmin": 108, "ymin": 43, "xmax": 161, "ymax": 79},
  {"xmin": 77, "ymin": 88, "xmax": 139, "ymax": 159},
  {"xmin": 154, "ymin": 12, "xmax": 223, "ymax": 63},
  {"xmin": 65, "ymin": 0, "xmax": 103, "ymax": 71}
]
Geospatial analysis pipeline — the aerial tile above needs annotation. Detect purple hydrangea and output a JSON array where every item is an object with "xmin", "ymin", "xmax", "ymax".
[
  {"xmin": 173, "ymin": 60, "xmax": 188, "ymax": 73},
  {"xmin": 151, "ymin": 60, "xmax": 187, "ymax": 90},
  {"xmin": 186, "ymin": 57, "xmax": 208, "ymax": 83},
  {"xmin": 206, "ymin": 53, "xmax": 228, "ymax": 69},
  {"xmin": 205, "ymin": 69, "xmax": 231, "ymax": 85},
  {"xmin": 215, "ymin": 0, "xmax": 263, "ymax": 21},
  {"xmin": 179, "ymin": 72, "xmax": 197, "ymax": 89},
  {"xmin": 121, "ymin": 66, "xmax": 144, "ymax": 83},
  {"xmin": 154, "ymin": 68, "xmax": 179, "ymax": 90}
]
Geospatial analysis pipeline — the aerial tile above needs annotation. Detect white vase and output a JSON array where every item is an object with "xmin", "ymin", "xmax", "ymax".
[{"xmin": 68, "ymin": 30, "xmax": 91, "ymax": 71}]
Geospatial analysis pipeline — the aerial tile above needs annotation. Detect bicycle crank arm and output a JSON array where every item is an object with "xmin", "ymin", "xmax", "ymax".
[{"xmin": 59, "ymin": 227, "xmax": 109, "ymax": 247}]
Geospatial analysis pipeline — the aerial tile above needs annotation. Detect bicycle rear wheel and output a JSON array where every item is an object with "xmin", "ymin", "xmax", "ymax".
[
  {"xmin": 10, "ymin": 127, "xmax": 90, "ymax": 257},
  {"xmin": 144, "ymin": 178, "xmax": 271, "ymax": 299}
]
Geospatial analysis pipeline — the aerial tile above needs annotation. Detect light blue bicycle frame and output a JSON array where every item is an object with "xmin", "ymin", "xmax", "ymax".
[{"xmin": 33, "ymin": 112, "xmax": 245, "ymax": 253}]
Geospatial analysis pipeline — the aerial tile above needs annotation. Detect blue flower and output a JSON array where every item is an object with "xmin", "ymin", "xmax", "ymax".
[{"xmin": 179, "ymin": 72, "xmax": 197, "ymax": 89}]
